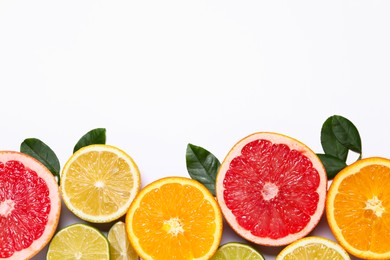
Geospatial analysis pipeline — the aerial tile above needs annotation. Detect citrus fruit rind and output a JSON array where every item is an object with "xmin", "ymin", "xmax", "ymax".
[
  {"xmin": 61, "ymin": 144, "xmax": 140, "ymax": 223},
  {"xmin": 0, "ymin": 151, "xmax": 61, "ymax": 260},
  {"xmin": 47, "ymin": 223, "xmax": 110, "ymax": 260},
  {"xmin": 216, "ymin": 132, "xmax": 327, "ymax": 246},
  {"xmin": 327, "ymin": 157, "xmax": 390, "ymax": 259},
  {"xmin": 126, "ymin": 176, "xmax": 223, "ymax": 260},
  {"xmin": 211, "ymin": 242, "xmax": 265, "ymax": 260},
  {"xmin": 276, "ymin": 236, "xmax": 350, "ymax": 259},
  {"xmin": 108, "ymin": 221, "xmax": 138, "ymax": 260}
]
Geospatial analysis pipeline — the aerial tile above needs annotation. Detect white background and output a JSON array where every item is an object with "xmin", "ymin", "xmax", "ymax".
[{"xmin": 1, "ymin": 1, "xmax": 389, "ymax": 259}]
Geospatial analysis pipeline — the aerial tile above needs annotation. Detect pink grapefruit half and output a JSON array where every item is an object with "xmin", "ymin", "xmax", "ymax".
[
  {"xmin": 0, "ymin": 151, "xmax": 61, "ymax": 259},
  {"xmin": 216, "ymin": 132, "xmax": 327, "ymax": 246}
]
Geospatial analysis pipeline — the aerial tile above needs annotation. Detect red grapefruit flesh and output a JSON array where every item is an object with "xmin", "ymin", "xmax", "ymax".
[
  {"xmin": 216, "ymin": 132, "xmax": 327, "ymax": 246},
  {"xmin": 0, "ymin": 151, "xmax": 61, "ymax": 259}
]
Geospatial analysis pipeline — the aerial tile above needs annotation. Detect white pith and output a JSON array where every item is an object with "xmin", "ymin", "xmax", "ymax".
[
  {"xmin": 0, "ymin": 199, "xmax": 15, "ymax": 217},
  {"xmin": 216, "ymin": 132, "xmax": 327, "ymax": 246},
  {"xmin": 60, "ymin": 145, "xmax": 140, "ymax": 222},
  {"xmin": 47, "ymin": 223, "xmax": 110, "ymax": 259},
  {"xmin": 163, "ymin": 217, "xmax": 184, "ymax": 236},
  {"xmin": 261, "ymin": 182, "xmax": 279, "ymax": 201},
  {"xmin": 327, "ymin": 157, "xmax": 390, "ymax": 259},
  {"xmin": 126, "ymin": 177, "xmax": 223, "ymax": 260},
  {"xmin": 277, "ymin": 236, "xmax": 350, "ymax": 259},
  {"xmin": 0, "ymin": 151, "xmax": 61, "ymax": 260},
  {"xmin": 365, "ymin": 196, "xmax": 385, "ymax": 217},
  {"xmin": 94, "ymin": 180, "xmax": 105, "ymax": 188},
  {"xmin": 74, "ymin": 252, "xmax": 82, "ymax": 260}
]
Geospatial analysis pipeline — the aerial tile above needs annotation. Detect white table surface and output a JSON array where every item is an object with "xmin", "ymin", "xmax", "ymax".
[{"xmin": 1, "ymin": 1, "xmax": 389, "ymax": 259}]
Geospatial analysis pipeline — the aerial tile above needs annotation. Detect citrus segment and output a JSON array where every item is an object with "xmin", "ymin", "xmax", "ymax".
[
  {"xmin": 327, "ymin": 157, "xmax": 390, "ymax": 259},
  {"xmin": 211, "ymin": 242, "xmax": 265, "ymax": 260},
  {"xmin": 61, "ymin": 144, "xmax": 140, "ymax": 223},
  {"xmin": 126, "ymin": 177, "xmax": 223, "ymax": 260},
  {"xmin": 47, "ymin": 223, "xmax": 109, "ymax": 260},
  {"xmin": 108, "ymin": 221, "xmax": 138, "ymax": 260},
  {"xmin": 216, "ymin": 132, "xmax": 327, "ymax": 246},
  {"xmin": 276, "ymin": 236, "xmax": 350, "ymax": 260},
  {"xmin": 0, "ymin": 151, "xmax": 61, "ymax": 260}
]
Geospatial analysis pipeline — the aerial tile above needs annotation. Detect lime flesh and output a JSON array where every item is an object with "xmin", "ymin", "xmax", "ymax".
[
  {"xmin": 211, "ymin": 242, "xmax": 265, "ymax": 260},
  {"xmin": 108, "ymin": 221, "xmax": 138, "ymax": 260},
  {"xmin": 47, "ymin": 223, "xmax": 110, "ymax": 260}
]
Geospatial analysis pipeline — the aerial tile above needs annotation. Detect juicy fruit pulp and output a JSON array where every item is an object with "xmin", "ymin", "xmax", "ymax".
[
  {"xmin": 47, "ymin": 223, "xmax": 110, "ymax": 260},
  {"xmin": 216, "ymin": 133, "xmax": 327, "ymax": 246},
  {"xmin": 61, "ymin": 145, "xmax": 140, "ymax": 223},
  {"xmin": 327, "ymin": 157, "xmax": 390, "ymax": 259},
  {"xmin": 0, "ymin": 151, "xmax": 61, "ymax": 259},
  {"xmin": 0, "ymin": 161, "xmax": 49, "ymax": 257},
  {"xmin": 126, "ymin": 177, "xmax": 223, "ymax": 260},
  {"xmin": 211, "ymin": 242, "xmax": 265, "ymax": 260},
  {"xmin": 276, "ymin": 236, "xmax": 350, "ymax": 260},
  {"xmin": 223, "ymin": 141, "xmax": 320, "ymax": 237},
  {"xmin": 108, "ymin": 221, "xmax": 138, "ymax": 260}
]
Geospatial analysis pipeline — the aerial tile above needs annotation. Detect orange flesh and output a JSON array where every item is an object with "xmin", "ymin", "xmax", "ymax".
[
  {"xmin": 132, "ymin": 183, "xmax": 218, "ymax": 259},
  {"xmin": 334, "ymin": 164, "xmax": 390, "ymax": 253}
]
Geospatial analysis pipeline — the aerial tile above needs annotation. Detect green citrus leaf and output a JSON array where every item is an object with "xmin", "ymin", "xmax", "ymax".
[
  {"xmin": 317, "ymin": 153, "xmax": 347, "ymax": 179},
  {"xmin": 20, "ymin": 138, "xmax": 61, "ymax": 184},
  {"xmin": 331, "ymin": 115, "xmax": 362, "ymax": 156},
  {"xmin": 73, "ymin": 128, "xmax": 106, "ymax": 153},
  {"xmin": 186, "ymin": 143, "xmax": 220, "ymax": 196},
  {"xmin": 320, "ymin": 116, "xmax": 348, "ymax": 161}
]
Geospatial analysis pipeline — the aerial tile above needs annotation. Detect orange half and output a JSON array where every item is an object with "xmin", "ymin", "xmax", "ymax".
[
  {"xmin": 125, "ymin": 177, "xmax": 223, "ymax": 260},
  {"xmin": 327, "ymin": 157, "xmax": 390, "ymax": 259}
]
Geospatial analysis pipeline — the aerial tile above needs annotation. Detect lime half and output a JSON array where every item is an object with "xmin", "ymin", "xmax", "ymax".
[
  {"xmin": 47, "ymin": 223, "xmax": 110, "ymax": 260},
  {"xmin": 108, "ymin": 221, "xmax": 138, "ymax": 260},
  {"xmin": 211, "ymin": 242, "xmax": 265, "ymax": 260}
]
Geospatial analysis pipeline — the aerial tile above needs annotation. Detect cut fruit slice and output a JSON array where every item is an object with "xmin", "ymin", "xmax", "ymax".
[
  {"xmin": 108, "ymin": 221, "xmax": 138, "ymax": 260},
  {"xmin": 126, "ymin": 177, "xmax": 223, "ymax": 260},
  {"xmin": 0, "ymin": 151, "xmax": 61, "ymax": 260},
  {"xmin": 46, "ymin": 223, "xmax": 109, "ymax": 260},
  {"xmin": 327, "ymin": 157, "xmax": 390, "ymax": 259},
  {"xmin": 216, "ymin": 132, "xmax": 327, "ymax": 246},
  {"xmin": 61, "ymin": 144, "xmax": 140, "ymax": 223},
  {"xmin": 211, "ymin": 242, "xmax": 265, "ymax": 260},
  {"xmin": 276, "ymin": 236, "xmax": 350, "ymax": 259}
]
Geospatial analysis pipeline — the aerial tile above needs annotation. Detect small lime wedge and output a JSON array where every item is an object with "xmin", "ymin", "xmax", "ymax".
[
  {"xmin": 211, "ymin": 242, "xmax": 265, "ymax": 260},
  {"xmin": 108, "ymin": 221, "xmax": 138, "ymax": 260},
  {"xmin": 47, "ymin": 223, "xmax": 109, "ymax": 260}
]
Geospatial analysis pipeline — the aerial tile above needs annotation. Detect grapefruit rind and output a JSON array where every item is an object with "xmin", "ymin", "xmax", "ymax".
[
  {"xmin": 0, "ymin": 151, "xmax": 61, "ymax": 260},
  {"xmin": 60, "ymin": 144, "xmax": 140, "ymax": 223},
  {"xmin": 125, "ymin": 177, "xmax": 223, "ymax": 260},
  {"xmin": 216, "ymin": 132, "xmax": 327, "ymax": 246},
  {"xmin": 326, "ymin": 157, "xmax": 390, "ymax": 260}
]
